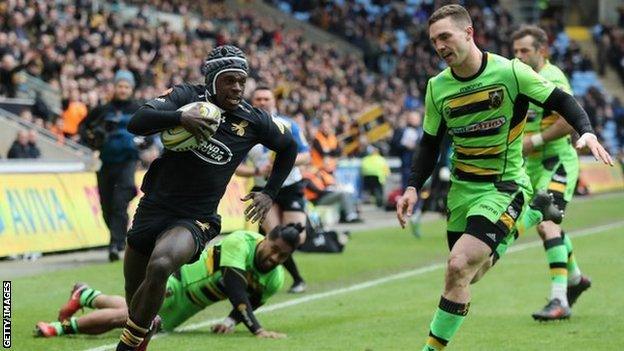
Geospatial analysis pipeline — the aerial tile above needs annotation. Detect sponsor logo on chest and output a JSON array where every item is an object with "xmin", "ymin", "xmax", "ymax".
[{"xmin": 191, "ymin": 138, "xmax": 233, "ymax": 165}]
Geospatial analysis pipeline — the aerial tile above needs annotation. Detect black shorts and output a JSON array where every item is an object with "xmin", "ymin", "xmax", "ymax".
[
  {"xmin": 275, "ymin": 181, "xmax": 306, "ymax": 212},
  {"xmin": 126, "ymin": 198, "xmax": 220, "ymax": 263},
  {"xmin": 447, "ymin": 215, "xmax": 507, "ymax": 254},
  {"xmin": 253, "ymin": 181, "xmax": 306, "ymax": 213}
]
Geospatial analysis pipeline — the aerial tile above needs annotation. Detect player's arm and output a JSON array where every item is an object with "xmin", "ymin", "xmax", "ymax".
[
  {"xmin": 219, "ymin": 267, "xmax": 265, "ymax": 335},
  {"xmin": 524, "ymin": 113, "xmax": 574, "ymax": 155},
  {"xmin": 514, "ymin": 60, "xmax": 613, "ymax": 165},
  {"xmin": 258, "ymin": 115, "xmax": 298, "ymax": 199},
  {"xmin": 235, "ymin": 163, "xmax": 271, "ymax": 178},
  {"xmin": 212, "ymin": 294, "xmax": 263, "ymax": 334},
  {"xmin": 214, "ymin": 266, "xmax": 285, "ymax": 336},
  {"xmin": 241, "ymin": 113, "xmax": 297, "ymax": 223},
  {"xmin": 397, "ymin": 81, "xmax": 446, "ymax": 228},
  {"xmin": 128, "ymin": 85, "xmax": 214, "ymax": 142},
  {"xmin": 127, "ymin": 87, "xmax": 185, "ymax": 136},
  {"xmin": 290, "ymin": 122, "xmax": 311, "ymax": 166},
  {"xmin": 524, "ymin": 75, "xmax": 575, "ymax": 153},
  {"xmin": 542, "ymin": 114, "xmax": 574, "ymax": 141}
]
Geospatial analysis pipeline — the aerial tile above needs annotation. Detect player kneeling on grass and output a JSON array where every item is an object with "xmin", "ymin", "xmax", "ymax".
[{"xmin": 35, "ymin": 225, "xmax": 303, "ymax": 341}]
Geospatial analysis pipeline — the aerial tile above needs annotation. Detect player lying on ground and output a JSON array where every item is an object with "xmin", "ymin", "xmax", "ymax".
[{"xmin": 35, "ymin": 226, "xmax": 303, "ymax": 342}]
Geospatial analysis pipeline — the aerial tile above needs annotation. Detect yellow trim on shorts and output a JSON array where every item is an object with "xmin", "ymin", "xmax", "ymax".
[
  {"xmin": 205, "ymin": 283, "xmax": 226, "ymax": 300},
  {"xmin": 499, "ymin": 213, "xmax": 515, "ymax": 230},
  {"xmin": 204, "ymin": 247, "xmax": 214, "ymax": 275}
]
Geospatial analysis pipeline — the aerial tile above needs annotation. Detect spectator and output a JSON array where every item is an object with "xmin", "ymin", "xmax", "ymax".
[
  {"xmin": 303, "ymin": 166, "xmax": 362, "ymax": 224},
  {"xmin": 26, "ymin": 129, "xmax": 41, "ymax": 158},
  {"xmin": 61, "ymin": 89, "xmax": 88, "ymax": 139},
  {"xmin": 311, "ymin": 115, "xmax": 341, "ymax": 173},
  {"xmin": 391, "ymin": 110, "xmax": 422, "ymax": 190},
  {"xmin": 79, "ymin": 70, "xmax": 141, "ymax": 262},
  {"xmin": 7, "ymin": 130, "xmax": 40, "ymax": 159},
  {"xmin": 0, "ymin": 54, "xmax": 26, "ymax": 97},
  {"xmin": 360, "ymin": 146, "xmax": 390, "ymax": 208}
]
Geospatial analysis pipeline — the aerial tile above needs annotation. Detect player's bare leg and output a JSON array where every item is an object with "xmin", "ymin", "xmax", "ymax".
[
  {"xmin": 424, "ymin": 234, "xmax": 490, "ymax": 350},
  {"xmin": 117, "ymin": 227, "xmax": 195, "ymax": 350},
  {"xmin": 123, "ymin": 246, "xmax": 150, "ymax": 306},
  {"xmin": 36, "ymin": 292, "xmax": 128, "ymax": 337}
]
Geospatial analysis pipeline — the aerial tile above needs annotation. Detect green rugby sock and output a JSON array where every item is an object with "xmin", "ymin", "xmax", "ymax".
[
  {"xmin": 79, "ymin": 288, "xmax": 102, "ymax": 309},
  {"xmin": 423, "ymin": 296, "xmax": 469, "ymax": 351},
  {"xmin": 562, "ymin": 231, "xmax": 582, "ymax": 285},
  {"xmin": 544, "ymin": 237, "xmax": 568, "ymax": 305},
  {"xmin": 51, "ymin": 317, "xmax": 79, "ymax": 335},
  {"xmin": 515, "ymin": 207, "xmax": 543, "ymax": 237}
]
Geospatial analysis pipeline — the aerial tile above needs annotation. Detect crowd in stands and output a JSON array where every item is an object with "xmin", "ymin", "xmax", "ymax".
[
  {"xmin": 268, "ymin": 0, "xmax": 624, "ymax": 156},
  {"xmin": 0, "ymin": 0, "xmax": 623, "ymax": 160}
]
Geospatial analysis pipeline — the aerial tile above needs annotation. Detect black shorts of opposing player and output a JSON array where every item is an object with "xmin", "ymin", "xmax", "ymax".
[{"xmin": 253, "ymin": 181, "xmax": 306, "ymax": 213}]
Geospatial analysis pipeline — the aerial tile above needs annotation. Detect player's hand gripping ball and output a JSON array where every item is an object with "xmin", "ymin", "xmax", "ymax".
[{"xmin": 161, "ymin": 101, "xmax": 222, "ymax": 151}]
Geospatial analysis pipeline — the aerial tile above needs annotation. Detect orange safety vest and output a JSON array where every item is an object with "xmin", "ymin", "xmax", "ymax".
[
  {"xmin": 311, "ymin": 131, "xmax": 338, "ymax": 171},
  {"xmin": 303, "ymin": 169, "xmax": 336, "ymax": 201}
]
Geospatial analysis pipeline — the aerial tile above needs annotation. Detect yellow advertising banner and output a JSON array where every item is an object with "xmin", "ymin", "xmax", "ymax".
[
  {"xmin": 578, "ymin": 159, "xmax": 624, "ymax": 194},
  {"xmin": 0, "ymin": 172, "xmax": 254, "ymax": 257}
]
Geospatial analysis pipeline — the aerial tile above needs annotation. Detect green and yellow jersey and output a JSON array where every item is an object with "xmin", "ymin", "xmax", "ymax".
[
  {"xmin": 180, "ymin": 230, "xmax": 284, "ymax": 307},
  {"xmin": 524, "ymin": 60, "xmax": 574, "ymax": 159},
  {"xmin": 423, "ymin": 52, "xmax": 557, "ymax": 183}
]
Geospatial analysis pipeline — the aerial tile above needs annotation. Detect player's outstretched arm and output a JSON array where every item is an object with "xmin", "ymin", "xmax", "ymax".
[
  {"xmin": 220, "ymin": 267, "xmax": 286, "ymax": 338},
  {"xmin": 541, "ymin": 88, "xmax": 614, "ymax": 166}
]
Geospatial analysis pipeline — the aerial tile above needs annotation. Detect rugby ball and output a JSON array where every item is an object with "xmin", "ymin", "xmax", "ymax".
[{"xmin": 160, "ymin": 101, "xmax": 222, "ymax": 151}]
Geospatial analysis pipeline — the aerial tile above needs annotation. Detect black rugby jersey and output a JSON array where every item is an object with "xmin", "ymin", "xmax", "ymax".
[{"xmin": 129, "ymin": 84, "xmax": 297, "ymax": 225}]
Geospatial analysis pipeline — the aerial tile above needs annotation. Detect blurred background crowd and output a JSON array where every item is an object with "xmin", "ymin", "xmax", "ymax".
[{"xmin": 1, "ymin": 0, "xmax": 623, "ymax": 163}]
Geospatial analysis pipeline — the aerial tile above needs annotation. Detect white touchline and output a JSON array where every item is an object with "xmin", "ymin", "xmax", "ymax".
[{"xmin": 84, "ymin": 220, "xmax": 624, "ymax": 351}]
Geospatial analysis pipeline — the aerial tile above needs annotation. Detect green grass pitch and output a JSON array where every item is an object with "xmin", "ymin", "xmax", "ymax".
[{"xmin": 8, "ymin": 193, "xmax": 624, "ymax": 350}]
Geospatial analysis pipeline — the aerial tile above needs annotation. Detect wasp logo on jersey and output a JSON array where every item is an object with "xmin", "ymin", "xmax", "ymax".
[{"xmin": 231, "ymin": 120, "xmax": 249, "ymax": 136}]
